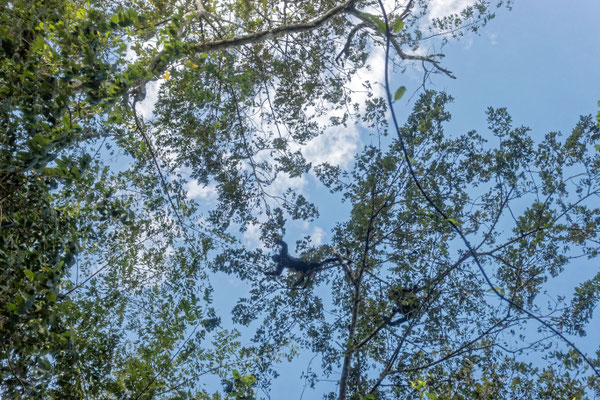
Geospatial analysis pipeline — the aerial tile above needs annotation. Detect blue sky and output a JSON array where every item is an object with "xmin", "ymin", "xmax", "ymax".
[{"xmin": 439, "ymin": 0, "xmax": 600, "ymax": 136}]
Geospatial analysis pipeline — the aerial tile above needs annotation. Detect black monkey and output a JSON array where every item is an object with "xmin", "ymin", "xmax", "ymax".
[
  {"xmin": 388, "ymin": 284, "xmax": 422, "ymax": 326},
  {"xmin": 266, "ymin": 240, "xmax": 338, "ymax": 287}
]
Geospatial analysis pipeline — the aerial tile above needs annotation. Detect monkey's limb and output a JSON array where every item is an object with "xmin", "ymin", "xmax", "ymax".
[
  {"xmin": 265, "ymin": 241, "xmax": 288, "ymax": 275},
  {"xmin": 275, "ymin": 239, "xmax": 288, "ymax": 254}
]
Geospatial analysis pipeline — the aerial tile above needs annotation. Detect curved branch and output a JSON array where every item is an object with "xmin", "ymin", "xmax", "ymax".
[{"xmin": 348, "ymin": 8, "xmax": 456, "ymax": 79}]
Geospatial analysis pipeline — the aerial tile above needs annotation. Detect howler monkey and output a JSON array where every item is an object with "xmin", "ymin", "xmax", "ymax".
[{"xmin": 266, "ymin": 239, "xmax": 338, "ymax": 287}]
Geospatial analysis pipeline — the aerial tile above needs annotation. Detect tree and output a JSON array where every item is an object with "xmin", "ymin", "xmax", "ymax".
[
  {"xmin": 6, "ymin": 0, "xmax": 599, "ymax": 399},
  {"xmin": 232, "ymin": 91, "xmax": 600, "ymax": 399}
]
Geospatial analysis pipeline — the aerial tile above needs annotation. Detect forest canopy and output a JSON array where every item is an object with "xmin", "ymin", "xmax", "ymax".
[{"xmin": 1, "ymin": 0, "xmax": 600, "ymax": 399}]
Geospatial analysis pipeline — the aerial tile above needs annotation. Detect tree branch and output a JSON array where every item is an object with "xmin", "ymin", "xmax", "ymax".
[
  {"xmin": 348, "ymin": 8, "xmax": 456, "ymax": 79},
  {"xmin": 133, "ymin": 0, "xmax": 359, "ymax": 100}
]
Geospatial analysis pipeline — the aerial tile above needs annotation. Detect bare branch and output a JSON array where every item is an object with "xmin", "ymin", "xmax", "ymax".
[{"xmin": 335, "ymin": 22, "xmax": 367, "ymax": 64}]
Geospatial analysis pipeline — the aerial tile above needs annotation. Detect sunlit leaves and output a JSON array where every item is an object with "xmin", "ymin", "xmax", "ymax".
[
  {"xmin": 445, "ymin": 217, "xmax": 459, "ymax": 226},
  {"xmin": 393, "ymin": 18, "xmax": 405, "ymax": 33},
  {"xmin": 394, "ymin": 85, "xmax": 406, "ymax": 101},
  {"xmin": 24, "ymin": 269, "xmax": 34, "ymax": 282},
  {"xmin": 360, "ymin": 12, "xmax": 387, "ymax": 34}
]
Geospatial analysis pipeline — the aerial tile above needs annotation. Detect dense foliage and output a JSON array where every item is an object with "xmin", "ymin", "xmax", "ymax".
[{"xmin": 1, "ymin": 0, "xmax": 599, "ymax": 399}]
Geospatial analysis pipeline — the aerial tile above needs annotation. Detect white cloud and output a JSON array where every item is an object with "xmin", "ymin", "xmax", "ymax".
[
  {"xmin": 310, "ymin": 226, "xmax": 326, "ymax": 245},
  {"xmin": 242, "ymin": 222, "xmax": 263, "ymax": 249},
  {"xmin": 428, "ymin": 0, "xmax": 476, "ymax": 21},
  {"xmin": 138, "ymin": 80, "xmax": 162, "ymax": 120},
  {"xmin": 270, "ymin": 172, "xmax": 308, "ymax": 195},
  {"xmin": 125, "ymin": 37, "xmax": 162, "ymax": 120},
  {"xmin": 302, "ymin": 48, "xmax": 386, "ymax": 169},
  {"xmin": 463, "ymin": 35, "xmax": 474, "ymax": 50},
  {"xmin": 185, "ymin": 180, "xmax": 218, "ymax": 202},
  {"xmin": 303, "ymin": 126, "xmax": 360, "ymax": 168}
]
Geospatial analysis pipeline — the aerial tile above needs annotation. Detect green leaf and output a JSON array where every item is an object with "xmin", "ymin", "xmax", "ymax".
[
  {"xmin": 488, "ymin": 286, "xmax": 505, "ymax": 296},
  {"xmin": 47, "ymin": 291, "xmax": 57, "ymax": 303},
  {"xmin": 394, "ymin": 86, "xmax": 406, "ymax": 101},
  {"xmin": 393, "ymin": 19, "xmax": 405, "ymax": 33},
  {"xmin": 32, "ymin": 134, "xmax": 52, "ymax": 147},
  {"xmin": 24, "ymin": 269, "xmax": 34, "ymax": 282},
  {"xmin": 411, "ymin": 380, "xmax": 426, "ymax": 389},
  {"xmin": 446, "ymin": 218, "xmax": 459, "ymax": 226},
  {"xmin": 39, "ymin": 358, "xmax": 51, "ymax": 372},
  {"xmin": 359, "ymin": 12, "xmax": 387, "ymax": 34},
  {"xmin": 70, "ymin": 166, "xmax": 81, "ymax": 179},
  {"xmin": 110, "ymin": 13, "xmax": 120, "ymax": 25}
]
